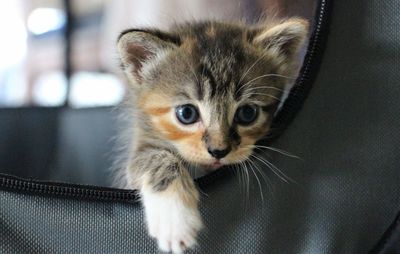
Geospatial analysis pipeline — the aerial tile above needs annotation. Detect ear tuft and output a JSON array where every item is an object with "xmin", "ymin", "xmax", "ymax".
[
  {"xmin": 117, "ymin": 29, "xmax": 178, "ymax": 84},
  {"xmin": 252, "ymin": 18, "xmax": 309, "ymax": 62}
]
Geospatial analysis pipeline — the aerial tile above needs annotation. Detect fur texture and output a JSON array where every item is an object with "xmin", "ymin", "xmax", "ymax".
[{"xmin": 117, "ymin": 19, "xmax": 308, "ymax": 253}]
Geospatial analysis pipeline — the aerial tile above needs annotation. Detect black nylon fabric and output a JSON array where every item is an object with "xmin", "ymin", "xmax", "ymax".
[
  {"xmin": 0, "ymin": 172, "xmax": 268, "ymax": 254},
  {"xmin": 1, "ymin": 0, "xmax": 400, "ymax": 253},
  {"xmin": 0, "ymin": 108, "xmax": 59, "ymax": 179},
  {"xmin": 370, "ymin": 211, "xmax": 400, "ymax": 253},
  {"xmin": 0, "ymin": 107, "xmax": 116, "ymax": 186},
  {"xmin": 269, "ymin": 0, "xmax": 400, "ymax": 252}
]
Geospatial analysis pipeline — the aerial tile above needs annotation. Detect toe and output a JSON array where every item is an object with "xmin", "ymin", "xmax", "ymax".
[
  {"xmin": 182, "ymin": 235, "xmax": 197, "ymax": 249},
  {"xmin": 158, "ymin": 239, "xmax": 171, "ymax": 253},
  {"xmin": 171, "ymin": 240, "xmax": 185, "ymax": 254}
]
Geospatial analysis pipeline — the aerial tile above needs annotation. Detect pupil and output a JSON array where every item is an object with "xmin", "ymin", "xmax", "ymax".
[
  {"xmin": 183, "ymin": 107, "xmax": 192, "ymax": 119},
  {"xmin": 243, "ymin": 106, "xmax": 254, "ymax": 120}
]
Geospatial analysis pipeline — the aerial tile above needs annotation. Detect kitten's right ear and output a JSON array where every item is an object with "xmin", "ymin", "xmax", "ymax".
[{"xmin": 117, "ymin": 29, "xmax": 179, "ymax": 84}]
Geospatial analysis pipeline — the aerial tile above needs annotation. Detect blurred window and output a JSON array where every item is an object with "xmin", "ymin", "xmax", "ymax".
[
  {"xmin": 69, "ymin": 72, "xmax": 124, "ymax": 108},
  {"xmin": 0, "ymin": 0, "xmax": 125, "ymax": 108},
  {"xmin": 0, "ymin": 1, "xmax": 28, "ymax": 106}
]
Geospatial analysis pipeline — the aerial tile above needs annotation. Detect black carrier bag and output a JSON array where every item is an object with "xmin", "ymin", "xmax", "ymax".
[{"xmin": 1, "ymin": 0, "xmax": 400, "ymax": 253}]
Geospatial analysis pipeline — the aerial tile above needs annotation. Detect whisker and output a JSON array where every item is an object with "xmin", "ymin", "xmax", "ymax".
[
  {"xmin": 234, "ymin": 163, "xmax": 243, "ymax": 202},
  {"xmin": 244, "ymin": 85, "xmax": 285, "ymax": 92},
  {"xmin": 244, "ymin": 144, "xmax": 300, "ymax": 159},
  {"xmin": 237, "ymin": 52, "xmax": 269, "ymax": 88},
  {"xmin": 246, "ymin": 159, "xmax": 264, "ymax": 205},
  {"xmin": 250, "ymin": 154, "xmax": 294, "ymax": 184},
  {"xmin": 232, "ymin": 152, "xmax": 256, "ymax": 209},
  {"xmin": 254, "ymin": 161, "xmax": 275, "ymax": 199},
  {"xmin": 237, "ymin": 73, "xmax": 295, "ymax": 95},
  {"xmin": 248, "ymin": 158, "xmax": 272, "ymax": 191},
  {"xmin": 253, "ymin": 145, "xmax": 300, "ymax": 159},
  {"xmin": 241, "ymin": 93, "xmax": 282, "ymax": 102},
  {"xmin": 237, "ymin": 162, "xmax": 249, "ymax": 212},
  {"xmin": 250, "ymin": 157, "xmax": 276, "ymax": 205},
  {"xmin": 233, "ymin": 163, "xmax": 243, "ymax": 197},
  {"xmin": 242, "ymin": 160, "xmax": 250, "ymax": 205},
  {"xmin": 250, "ymin": 153, "xmax": 288, "ymax": 183}
]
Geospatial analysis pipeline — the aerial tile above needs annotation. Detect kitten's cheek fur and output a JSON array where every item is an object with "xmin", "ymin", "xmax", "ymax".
[{"xmin": 142, "ymin": 187, "xmax": 203, "ymax": 253}]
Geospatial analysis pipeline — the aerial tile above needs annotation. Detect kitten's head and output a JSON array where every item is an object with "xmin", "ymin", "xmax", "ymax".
[{"xmin": 118, "ymin": 19, "xmax": 308, "ymax": 170}]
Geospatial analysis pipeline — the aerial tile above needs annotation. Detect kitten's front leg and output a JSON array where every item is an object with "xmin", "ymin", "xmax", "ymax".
[{"xmin": 129, "ymin": 149, "xmax": 202, "ymax": 253}]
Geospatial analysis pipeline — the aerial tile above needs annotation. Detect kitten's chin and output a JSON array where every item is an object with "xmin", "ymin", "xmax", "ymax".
[
  {"xmin": 202, "ymin": 156, "xmax": 250, "ymax": 171},
  {"xmin": 209, "ymin": 161, "xmax": 223, "ymax": 170},
  {"xmin": 197, "ymin": 160, "xmax": 224, "ymax": 172}
]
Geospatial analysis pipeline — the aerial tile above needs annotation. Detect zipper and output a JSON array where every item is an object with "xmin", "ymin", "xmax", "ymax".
[
  {"xmin": 268, "ymin": 0, "xmax": 331, "ymax": 140},
  {"xmin": 0, "ymin": 173, "xmax": 139, "ymax": 202},
  {"xmin": 0, "ymin": 0, "xmax": 331, "ymax": 202}
]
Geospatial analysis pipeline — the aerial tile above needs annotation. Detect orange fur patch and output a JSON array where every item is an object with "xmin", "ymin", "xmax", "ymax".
[
  {"xmin": 159, "ymin": 119, "xmax": 193, "ymax": 140},
  {"xmin": 139, "ymin": 91, "xmax": 172, "ymax": 116},
  {"xmin": 145, "ymin": 107, "xmax": 170, "ymax": 116},
  {"xmin": 185, "ymin": 133, "xmax": 203, "ymax": 150}
]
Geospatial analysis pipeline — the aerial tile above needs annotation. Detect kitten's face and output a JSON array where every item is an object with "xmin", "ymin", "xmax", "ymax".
[{"xmin": 118, "ymin": 20, "xmax": 308, "ymax": 170}]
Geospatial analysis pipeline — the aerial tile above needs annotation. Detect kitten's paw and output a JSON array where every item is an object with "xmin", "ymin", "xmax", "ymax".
[{"xmin": 142, "ymin": 190, "xmax": 203, "ymax": 253}]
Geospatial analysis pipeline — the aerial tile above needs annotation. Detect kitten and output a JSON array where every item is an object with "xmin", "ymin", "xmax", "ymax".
[{"xmin": 117, "ymin": 18, "xmax": 308, "ymax": 253}]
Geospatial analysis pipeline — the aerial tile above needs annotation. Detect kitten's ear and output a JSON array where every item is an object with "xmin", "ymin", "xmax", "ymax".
[
  {"xmin": 252, "ymin": 18, "xmax": 309, "ymax": 66},
  {"xmin": 117, "ymin": 29, "xmax": 180, "ymax": 84}
]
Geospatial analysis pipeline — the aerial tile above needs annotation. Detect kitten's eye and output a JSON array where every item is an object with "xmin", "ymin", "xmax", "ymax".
[
  {"xmin": 176, "ymin": 104, "xmax": 199, "ymax": 124},
  {"xmin": 235, "ymin": 104, "xmax": 259, "ymax": 125}
]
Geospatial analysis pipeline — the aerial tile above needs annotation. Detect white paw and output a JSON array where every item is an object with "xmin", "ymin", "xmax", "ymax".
[{"xmin": 142, "ymin": 190, "xmax": 203, "ymax": 253}]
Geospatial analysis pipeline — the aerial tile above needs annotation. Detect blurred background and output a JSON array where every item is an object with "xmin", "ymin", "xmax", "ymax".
[
  {"xmin": 0, "ymin": 0, "xmax": 316, "ymax": 108},
  {"xmin": 0, "ymin": 0, "xmax": 316, "ymax": 186}
]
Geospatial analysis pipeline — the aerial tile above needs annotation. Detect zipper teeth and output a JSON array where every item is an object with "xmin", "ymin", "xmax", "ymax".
[
  {"xmin": 0, "ymin": 175, "xmax": 138, "ymax": 202},
  {"xmin": 268, "ymin": 0, "xmax": 329, "ymax": 135},
  {"xmin": 290, "ymin": 0, "xmax": 327, "ymax": 102},
  {"xmin": 264, "ymin": 0, "xmax": 330, "ymax": 144},
  {"xmin": 299, "ymin": 0, "xmax": 326, "ymax": 83},
  {"xmin": 0, "ymin": 1, "xmax": 330, "ymax": 202}
]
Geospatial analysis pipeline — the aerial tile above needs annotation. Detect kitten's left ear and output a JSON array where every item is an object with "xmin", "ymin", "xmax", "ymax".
[
  {"xmin": 252, "ymin": 18, "xmax": 309, "ymax": 66},
  {"xmin": 117, "ymin": 29, "xmax": 180, "ymax": 84}
]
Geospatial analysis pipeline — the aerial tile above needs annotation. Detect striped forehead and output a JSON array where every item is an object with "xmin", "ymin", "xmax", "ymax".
[
  {"xmin": 175, "ymin": 22, "xmax": 281, "ymax": 114},
  {"xmin": 186, "ymin": 24, "xmax": 247, "ymax": 100},
  {"xmin": 198, "ymin": 97, "xmax": 233, "ymax": 128},
  {"xmin": 197, "ymin": 63, "xmax": 234, "ymax": 100}
]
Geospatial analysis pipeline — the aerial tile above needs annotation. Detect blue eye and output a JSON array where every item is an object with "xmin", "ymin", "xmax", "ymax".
[
  {"xmin": 235, "ymin": 104, "xmax": 258, "ymax": 125},
  {"xmin": 176, "ymin": 104, "xmax": 199, "ymax": 124}
]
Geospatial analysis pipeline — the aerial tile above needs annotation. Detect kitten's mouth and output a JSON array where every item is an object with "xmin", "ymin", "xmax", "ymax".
[
  {"xmin": 209, "ymin": 161, "xmax": 223, "ymax": 170},
  {"xmin": 199, "ymin": 160, "xmax": 225, "ymax": 172}
]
